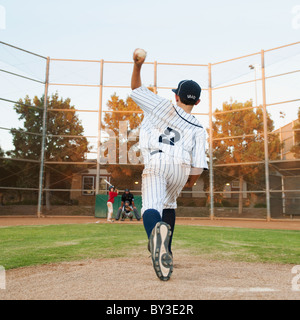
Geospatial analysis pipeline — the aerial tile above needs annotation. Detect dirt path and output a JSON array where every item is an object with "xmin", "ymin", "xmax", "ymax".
[
  {"xmin": 1, "ymin": 216, "xmax": 300, "ymax": 300},
  {"xmin": 1, "ymin": 216, "xmax": 300, "ymax": 230},
  {"xmin": 0, "ymin": 253, "xmax": 299, "ymax": 300}
]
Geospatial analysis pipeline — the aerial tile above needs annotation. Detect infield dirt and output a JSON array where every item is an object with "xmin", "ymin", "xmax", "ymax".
[
  {"xmin": 0, "ymin": 252, "xmax": 299, "ymax": 300},
  {"xmin": 0, "ymin": 217, "xmax": 299, "ymax": 300}
]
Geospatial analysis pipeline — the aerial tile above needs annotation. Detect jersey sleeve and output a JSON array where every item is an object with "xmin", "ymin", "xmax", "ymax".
[
  {"xmin": 191, "ymin": 129, "xmax": 208, "ymax": 170},
  {"xmin": 130, "ymin": 86, "xmax": 168, "ymax": 114}
]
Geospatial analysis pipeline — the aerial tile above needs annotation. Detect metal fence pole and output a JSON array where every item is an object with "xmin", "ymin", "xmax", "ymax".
[
  {"xmin": 208, "ymin": 63, "xmax": 214, "ymax": 220},
  {"xmin": 154, "ymin": 61, "xmax": 157, "ymax": 94},
  {"xmin": 96, "ymin": 59, "xmax": 104, "ymax": 194},
  {"xmin": 37, "ymin": 57, "xmax": 50, "ymax": 218},
  {"xmin": 261, "ymin": 50, "xmax": 271, "ymax": 221}
]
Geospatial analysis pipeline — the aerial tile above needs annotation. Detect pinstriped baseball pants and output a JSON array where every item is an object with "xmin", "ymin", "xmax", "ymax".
[{"xmin": 141, "ymin": 153, "xmax": 191, "ymax": 216}]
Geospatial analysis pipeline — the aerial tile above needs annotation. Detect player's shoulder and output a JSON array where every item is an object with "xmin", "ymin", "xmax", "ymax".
[
  {"xmin": 189, "ymin": 119, "xmax": 206, "ymax": 137},
  {"xmin": 194, "ymin": 125, "xmax": 207, "ymax": 140},
  {"xmin": 131, "ymin": 85, "xmax": 148, "ymax": 94},
  {"xmin": 131, "ymin": 86, "xmax": 168, "ymax": 103},
  {"xmin": 131, "ymin": 85, "xmax": 156, "ymax": 97},
  {"xmin": 173, "ymin": 105, "xmax": 203, "ymax": 129},
  {"xmin": 192, "ymin": 117, "xmax": 204, "ymax": 129},
  {"xmin": 195, "ymin": 124, "xmax": 206, "ymax": 134}
]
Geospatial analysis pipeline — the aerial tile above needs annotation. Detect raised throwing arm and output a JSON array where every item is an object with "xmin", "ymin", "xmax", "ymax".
[{"xmin": 131, "ymin": 49, "xmax": 146, "ymax": 90}]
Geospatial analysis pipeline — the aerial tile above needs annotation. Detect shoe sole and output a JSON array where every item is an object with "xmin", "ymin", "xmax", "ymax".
[{"xmin": 149, "ymin": 222, "xmax": 173, "ymax": 281}]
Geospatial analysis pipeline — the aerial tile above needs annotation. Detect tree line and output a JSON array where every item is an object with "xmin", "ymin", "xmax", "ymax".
[{"xmin": 1, "ymin": 90, "xmax": 298, "ymax": 212}]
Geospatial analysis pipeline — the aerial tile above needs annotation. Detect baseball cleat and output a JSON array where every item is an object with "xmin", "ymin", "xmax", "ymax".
[{"xmin": 149, "ymin": 222, "xmax": 173, "ymax": 281}]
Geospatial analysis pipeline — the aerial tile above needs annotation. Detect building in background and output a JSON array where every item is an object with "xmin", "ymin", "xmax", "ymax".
[
  {"xmin": 270, "ymin": 120, "xmax": 300, "ymax": 217},
  {"xmin": 274, "ymin": 120, "xmax": 298, "ymax": 160}
]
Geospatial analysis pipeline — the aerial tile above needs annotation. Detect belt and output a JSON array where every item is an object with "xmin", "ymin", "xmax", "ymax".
[{"xmin": 150, "ymin": 150, "xmax": 163, "ymax": 156}]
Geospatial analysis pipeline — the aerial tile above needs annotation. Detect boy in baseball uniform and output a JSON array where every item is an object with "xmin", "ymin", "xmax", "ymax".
[
  {"xmin": 130, "ymin": 49, "xmax": 208, "ymax": 281},
  {"xmin": 121, "ymin": 200, "xmax": 134, "ymax": 221},
  {"xmin": 107, "ymin": 186, "xmax": 118, "ymax": 223}
]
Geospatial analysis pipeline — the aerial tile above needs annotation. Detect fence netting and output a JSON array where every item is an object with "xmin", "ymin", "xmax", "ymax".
[{"xmin": 0, "ymin": 41, "xmax": 299, "ymax": 219}]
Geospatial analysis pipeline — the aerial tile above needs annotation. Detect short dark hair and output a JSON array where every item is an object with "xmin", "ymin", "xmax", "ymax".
[{"xmin": 179, "ymin": 96, "xmax": 195, "ymax": 106}]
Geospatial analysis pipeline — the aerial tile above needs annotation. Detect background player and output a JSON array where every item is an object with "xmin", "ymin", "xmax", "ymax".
[
  {"xmin": 130, "ymin": 49, "xmax": 208, "ymax": 281},
  {"xmin": 121, "ymin": 200, "xmax": 134, "ymax": 221},
  {"xmin": 116, "ymin": 189, "xmax": 141, "ymax": 221},
  {"xmin": 107, "ymin": 186, "xmax": 118, "ymax": 223}
]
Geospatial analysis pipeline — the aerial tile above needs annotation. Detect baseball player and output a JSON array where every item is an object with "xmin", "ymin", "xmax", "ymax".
[
  {"xmin": 107, "ymin": 186, "xmax": 118, "ymax": 223},
  {"xmin": 116, "ymin": 189, "xmax": 141, "ymax": 221},
  {"xmin": 121, "ymin": 200, "xmax": 134, "ymax": 221},
  {"xmin": 130, "ymin": 49, "xmax": 208, "ymax": 281}
]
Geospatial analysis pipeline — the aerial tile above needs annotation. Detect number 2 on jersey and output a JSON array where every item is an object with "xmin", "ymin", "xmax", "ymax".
[{"xmin": 159, "ymin": 127, "xmax": 181, "ymax": 146}]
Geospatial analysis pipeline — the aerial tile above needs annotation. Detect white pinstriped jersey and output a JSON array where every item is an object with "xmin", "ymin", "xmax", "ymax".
[{"xmin": 131, "ymin": 86, "xmax": 208, "ymax": 169}]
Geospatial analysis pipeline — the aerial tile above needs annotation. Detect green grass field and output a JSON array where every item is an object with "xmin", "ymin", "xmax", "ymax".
[{"xmin": 0, "ymin": 223, "xmax": 299, "ymax": 270}]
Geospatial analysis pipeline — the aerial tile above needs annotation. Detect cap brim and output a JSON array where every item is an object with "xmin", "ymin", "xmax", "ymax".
[{"xmin": 172, "ymin": 89, "xmax": 177, "ymax": 94}]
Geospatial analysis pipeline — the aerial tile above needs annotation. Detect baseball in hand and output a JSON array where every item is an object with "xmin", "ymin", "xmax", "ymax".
[{"xmin": 134, "ymin": 48, "xmax": 147, "ymax": 60}]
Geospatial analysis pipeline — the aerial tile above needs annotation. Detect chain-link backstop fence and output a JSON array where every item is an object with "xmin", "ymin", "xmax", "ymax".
[{"xmin": 0, "ymin": 40, "xmax": 299, "ymax": 220}]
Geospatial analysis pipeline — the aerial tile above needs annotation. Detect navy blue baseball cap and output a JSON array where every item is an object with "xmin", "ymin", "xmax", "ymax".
[{"xmin": 172, "ymin": 80, "xmax": 201, "ymax": 104}]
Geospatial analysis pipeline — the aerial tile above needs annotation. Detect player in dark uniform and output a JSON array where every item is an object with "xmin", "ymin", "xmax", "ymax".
[
  {"xmin": 121, "ymin": 200, "xmax": 134, "ymax": 221},
  {"xmin": 116, "ymin": 189, "xmax": 141, "ymax": 221}
]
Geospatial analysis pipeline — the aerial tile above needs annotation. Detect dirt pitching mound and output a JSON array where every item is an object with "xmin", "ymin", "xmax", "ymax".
[
  {"xmin": 1, "ymin": 253, "xmax": 299, "ymax": 300},
  {"xmin": 1, "ymin": 216, "xmax": 299, "ymax": 300}
]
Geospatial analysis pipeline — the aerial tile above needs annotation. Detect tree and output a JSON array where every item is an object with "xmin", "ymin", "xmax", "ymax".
[
  {"xmin": 101, "ymin": 91, "xmax": 145, "ymax": 190},
  {"xmin": 291, "ymin": 107, "xmax": 300, "ymax": 158},
  {"xmin": 212, "ymin": 100, "xmax": 282, "ymax": 213},
  {"xmin": 0, "ymin": 146, "xmax": 7, "ymax": 182},
  {"xmin": 0, "ymin": 146, "xmax": 23, "ymax": 204},
  {"xmin": 9, "ymin": 93, "xmax": 89, "ymax": 209}
]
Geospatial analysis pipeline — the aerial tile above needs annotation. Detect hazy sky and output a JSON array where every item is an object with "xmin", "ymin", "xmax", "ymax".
[
  {"xmin": 1, "ymin": 0, "xmax": 300, "ymax": 62},
  {"xmin": 0, "ymin": 0, "xmax": 299, "ymax": 154}
]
